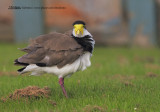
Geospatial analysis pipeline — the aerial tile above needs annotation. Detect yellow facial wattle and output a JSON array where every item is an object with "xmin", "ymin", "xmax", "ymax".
[{"xmin": 74, "ymin": 24, "xmax": 84, "ymax": 36}]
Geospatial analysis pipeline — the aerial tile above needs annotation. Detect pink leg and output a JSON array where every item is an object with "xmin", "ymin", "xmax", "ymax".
[{"xmin": 59, "ymin": 77, "xmax": 68, "ymax": 98}]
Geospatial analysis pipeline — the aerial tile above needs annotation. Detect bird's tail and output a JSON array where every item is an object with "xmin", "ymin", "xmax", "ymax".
[
  {"xmin": 14, "ymin": 59, "xmax": 29, "ymax": 66},
  {"xmin": 14, "ymin": 59, "xmax": 29, "ymax": 74}
]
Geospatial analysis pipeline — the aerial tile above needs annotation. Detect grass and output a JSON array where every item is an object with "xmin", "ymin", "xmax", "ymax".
[{"xmin": 0, "ymin": 43, "xmax": 160, "ymax": 112}]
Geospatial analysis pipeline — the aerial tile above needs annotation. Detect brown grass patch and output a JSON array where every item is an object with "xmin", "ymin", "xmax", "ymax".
[
  {"xmin": 146, "ymin": 72, "xmax": 158, "ymax": 78},
  {"xmin": 1, "ymin": 86, "xmax": 51, "ymax": 102},
  {"xmin": 117, "ymin": 55, "xmax": 129, "ymax": 67},
  {"xmin": 49, "ymin": 100, "xmax": 57, "ymax": 106},
  {"xmin": 83, "ymin": 105, "xmax": 107, "ymax": 112},
  {"xmin": 110, "ymin": 74, "xmax": 135, "ymax": 87},
  {"xmin": 94, "ymin": 63, "xmax": 102, "ymax": 68},
  {"xmin": 134, "ymin": 56, "xmax": 155, "ymax": 63},
  {"xmin": 0, "ymin": 71, "xmax": 18, "ymax": 76},
  {"xmin": 111, "ymin": 74, "xmax": 135, "ymax": 81},
  {"xmin": 122, "ymin": 81, "xmax": 134, "ymax": 87},
  {"xmin": 145, "ymin": 64, "xmax": 160, "ymax": 70}
]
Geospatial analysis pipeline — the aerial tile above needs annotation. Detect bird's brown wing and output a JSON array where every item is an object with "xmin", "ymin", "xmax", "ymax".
[{"xmin": 16, "ymin": 31, "xmax": 84, "ymax": 68}]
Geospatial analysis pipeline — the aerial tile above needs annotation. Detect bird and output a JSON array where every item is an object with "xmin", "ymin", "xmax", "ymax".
[{"xmin": 14, "ymin": 20, "xmax": 95, "ymax": 98}]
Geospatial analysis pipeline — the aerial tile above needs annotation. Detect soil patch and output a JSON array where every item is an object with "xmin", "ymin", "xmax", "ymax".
[{"xmin": 1, "ymin": 86, "xmax": 51, "ymax": 102}]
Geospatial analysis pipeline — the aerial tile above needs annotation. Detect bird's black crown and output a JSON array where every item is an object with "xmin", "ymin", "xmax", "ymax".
[{"xmin": 73, "ymin": 20, "xmax": 86, "ymax": 26}]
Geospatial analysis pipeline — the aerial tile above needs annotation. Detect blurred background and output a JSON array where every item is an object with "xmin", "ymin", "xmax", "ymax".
[{"xmin": 0, "ymin": 0, "xmax": 160, "ymax": 47}]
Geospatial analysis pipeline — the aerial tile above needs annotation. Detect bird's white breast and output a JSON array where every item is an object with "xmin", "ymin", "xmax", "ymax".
[{"xmin": 23, "ymin": 52, "xmax": 92, "ymax": 78}]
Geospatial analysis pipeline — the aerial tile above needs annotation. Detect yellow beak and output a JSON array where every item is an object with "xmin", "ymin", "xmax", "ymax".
[{"xmin": 74, "ymin": 24, "xmax": 84, "ymax": 36}]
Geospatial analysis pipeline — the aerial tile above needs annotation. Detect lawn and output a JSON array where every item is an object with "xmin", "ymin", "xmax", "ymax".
[{"xmin": 0, "ymin": 43, "xmax": 160, "ymax": 112}]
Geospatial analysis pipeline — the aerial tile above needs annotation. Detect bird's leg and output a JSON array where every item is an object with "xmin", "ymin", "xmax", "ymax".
[{"xmin": 59, "ymin": 77, "xmax": 68, "ymax": 98}]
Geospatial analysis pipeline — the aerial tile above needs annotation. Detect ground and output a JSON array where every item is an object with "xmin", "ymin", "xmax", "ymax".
[{"xmin": 0, "ymin": 43, "xmax": 160, "ymax": 112}]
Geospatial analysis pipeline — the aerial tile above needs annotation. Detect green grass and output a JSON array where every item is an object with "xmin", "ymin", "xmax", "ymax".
[{"xmin": 0, "ymin": 43, "xmax": 160, "ymax": 112}]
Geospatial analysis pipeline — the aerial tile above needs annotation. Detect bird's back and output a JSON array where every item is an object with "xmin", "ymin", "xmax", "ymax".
[
  {"xmin": 15, "ymin": 31, "xmax": 84, "ymax": 69},
  {"xmin": 29, "ymin": 31, "xmax": 82, "ymax": 51}
]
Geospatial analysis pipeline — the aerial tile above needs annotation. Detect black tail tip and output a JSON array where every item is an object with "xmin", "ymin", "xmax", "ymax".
[
  {"xmin": 14, "ymin": 59, "xmax": 18, "ymax": 63},
  {"xmin": 17, "ymin": 67, "xmax": 26, "ymax": 72},
  {"xmin": 14, "ymin": 59, "xmax": 29, "ymax": 66}
]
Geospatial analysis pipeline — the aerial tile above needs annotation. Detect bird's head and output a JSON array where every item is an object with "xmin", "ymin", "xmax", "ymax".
[{"xmin": 72, "ymin": 20, "xmax": 87, "ymax": 38}]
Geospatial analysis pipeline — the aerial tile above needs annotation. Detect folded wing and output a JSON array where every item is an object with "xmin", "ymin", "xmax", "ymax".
[{"xmin": 15, "ymin": 31, "xmax": 84, "ymax": 68}]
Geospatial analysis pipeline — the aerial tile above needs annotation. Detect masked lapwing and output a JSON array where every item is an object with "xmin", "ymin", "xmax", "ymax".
[{"xmin": 14, "ymin": 20, "xmax": 95, "ymax": 98}]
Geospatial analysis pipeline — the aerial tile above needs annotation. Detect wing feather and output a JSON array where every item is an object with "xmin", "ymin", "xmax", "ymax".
[{"xmin": 16, "ymin": 31, "xmax": 84, "ymax": 68}]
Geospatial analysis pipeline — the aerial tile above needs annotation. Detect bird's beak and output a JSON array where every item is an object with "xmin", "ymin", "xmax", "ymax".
[
  {"xmin": 77, "ymin": 30, "xmax": 81, "ymax": 36},
  {"xmin": 74, "ymin": 24, "xmax": 84, "ymax": 36}
]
